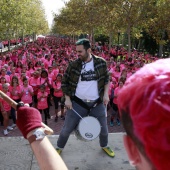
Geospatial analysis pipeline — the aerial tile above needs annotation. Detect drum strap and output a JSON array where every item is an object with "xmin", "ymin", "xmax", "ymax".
[{"xmin": 73, "ymin": 96, "xmax": 102, "ymax": 111}]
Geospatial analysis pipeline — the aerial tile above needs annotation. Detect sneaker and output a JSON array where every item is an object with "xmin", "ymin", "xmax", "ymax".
[
  {"xmin": 7, "ymin": 126, "xmax": 13, "ymax": 131},
  {"xmin": 55, "ymin": 116, "xmax": 58, "ymax": 122},
  {"xmin": 116, "ymin": 119, "xmax": 120, "ymax": 126},
  {"xmin": 3, "ymin": 129, "xmax": 8, "ymax": 136},
  {"xmin": 110, "ymin": 121, "xmax": 114, "ymax": 127},
  {"xmin": 60, "ymin": 115, "xmax": 65, "ymax": 120},
  {"xmin": 102, "ymin": 146, "xmax": 115, "ymax": 157},
  {"xmin": 11, "ymin": 124, "xmax": 16, "ymax": 128},
  {"xmin": 56, "ymin": 148, "xmax": 62, "ymax": 155}
]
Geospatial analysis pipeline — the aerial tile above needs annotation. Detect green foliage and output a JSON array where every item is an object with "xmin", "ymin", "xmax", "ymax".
[
  {"xmin": 51, "ymin": 0, "xmax": 169, "ymax": 50},
  {"xmin": 95, "ymin": 34, "xmax": 109, "ymax": 44},
  {"xmin": 0, "ymin": 0, "xmax": 49, "ymax": 40}
]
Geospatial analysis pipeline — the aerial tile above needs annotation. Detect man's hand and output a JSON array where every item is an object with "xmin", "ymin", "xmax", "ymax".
[
  {"xmin": 65, "ymin": 95, "xmax": 72, "ymax": 109},
  {"xmin": 103, "ymin": 94, "xmax": 109, "ymax": 106}
]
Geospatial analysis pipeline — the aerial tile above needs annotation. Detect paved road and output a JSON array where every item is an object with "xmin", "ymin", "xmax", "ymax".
[{"xmin": 0, "ymin": 134, "xmax": 134, "ymax": 170}]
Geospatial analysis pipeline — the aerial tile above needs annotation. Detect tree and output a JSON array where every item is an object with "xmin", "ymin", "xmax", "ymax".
[{"xmin": 0, "ymin": 0, "xmax": 49, "ymax": 42}]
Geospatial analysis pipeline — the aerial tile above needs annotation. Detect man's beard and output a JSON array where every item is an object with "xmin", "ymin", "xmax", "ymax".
[{"xmin": 79, "ymin": 52, "xmax": 89, "ymax": 62}]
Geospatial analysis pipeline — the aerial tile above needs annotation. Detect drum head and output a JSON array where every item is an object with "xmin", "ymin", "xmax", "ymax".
[{"xmin": 78, "ymin": 116, "xmax": 101, "ymax": 141}]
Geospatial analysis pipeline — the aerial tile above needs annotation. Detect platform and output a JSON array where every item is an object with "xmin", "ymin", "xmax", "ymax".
[{"xmin": 0, "ymin": 133, "xmax": 135, "ymax": 170}]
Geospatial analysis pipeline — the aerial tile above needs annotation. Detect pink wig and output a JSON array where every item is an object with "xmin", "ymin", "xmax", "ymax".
[{"xmin": 118, "ymin": 59, "xmax": 170, "ymax": 170}]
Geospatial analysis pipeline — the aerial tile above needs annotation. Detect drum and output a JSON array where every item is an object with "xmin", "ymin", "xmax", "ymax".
[{"xmin": 75, "ymin": 116, "xmax": 101, "ymax": 141}]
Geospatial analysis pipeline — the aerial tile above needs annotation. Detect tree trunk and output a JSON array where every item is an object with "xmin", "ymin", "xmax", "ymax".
[
  {"xmin": 109, "ymin": 32, "xmax": 112, "ymax": 51},
  {"xmin": 137, "ymin": 39, "xmax": 141, "ymax": 51},
  {"xmin": 158, "ymin": 44, "xmax": 163, "ymax": 58},
  {"xmin": 8, "ymin": 40, "xmax": 10, "ymax": 51},
  {"xmin": 122, "ymin": 33, "xmax": 125, "ymax": 46},
  {"xmin": 91, "ymin": 28, "xmax": 95, "ymax": 44},
  {"xmin": 22, "ymin": 30, "xmax": 24, "ymax": 45},
  {"xmin": 127, "ymin": 25, "xmax": 131, "ymax": 58}
]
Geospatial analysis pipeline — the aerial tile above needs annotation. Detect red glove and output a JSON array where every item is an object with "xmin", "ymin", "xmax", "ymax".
[{"xmin": 16, "ymin": 106, "xmax": 42, "ymax": 139}]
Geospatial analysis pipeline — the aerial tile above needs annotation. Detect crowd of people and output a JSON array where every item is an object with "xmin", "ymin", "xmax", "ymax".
[
  {"xmin": 0, "ymin": 36, "xmax": 158, "ymax": 136},
  {"xmin": 0, "ymin": 36, "xmax": 169, "ymax": 170}
]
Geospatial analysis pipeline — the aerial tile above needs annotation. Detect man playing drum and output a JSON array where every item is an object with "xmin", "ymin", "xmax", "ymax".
[{"xmin": 56, "ymin": 38, "xmax": 115, "ymax": 157}]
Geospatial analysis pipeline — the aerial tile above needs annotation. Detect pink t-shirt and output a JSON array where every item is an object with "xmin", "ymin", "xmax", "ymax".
[
  {"xmin": 48, "ymin": 72, "xmax": 54, "ymax": 80},
  {"xmin": 37, "ymin": 91, "xmax": 48, "ymax": 110},
  {"xmin": 16, "ymin": 67, "xmax": 22, "ymax": 74},
  {"xmin": 0, "ymin": 75, "xmax": 10, "ymax": 83},
  {"xmin": 0, "ymin": 92, "xmax": 11, "ymax": 111},
  {"xmin": 20, "ymin": 85, "xmax": 33, "ymax": 104},
  {"xmin": 27, "ymin": 69, "xmax": 35, "ymax": 77},
  {"xmin": 53, "ymin": 81, "xmax": 63, "ymax": 97},
  {"xmin": 10, "ymin": 73, "xmax": 19, "ymax": 81},
  {"xmin": 37, "ymin": 77, "xmax": 51, "ymax": 94},
  {"xmin": 52, "ymin": 69, "xmax": 59, "ymax": 77},
  {"xmin": 9, "ymin": 85, "xmax": 21, "ymax": 100},
  {"xmin": 29, "ymin": 77, "xmax": 40, "ymax": 95},
  {"xmin": 45, "ymin": 60, "xmax": 52, "ymax": 69},
  {"xmin": 19, "ymin": 76, "xmax": 29, "ymax": 86},
  {"xmin": 112, "ymin": 71, "xmax": 121, "ymax": 81}
]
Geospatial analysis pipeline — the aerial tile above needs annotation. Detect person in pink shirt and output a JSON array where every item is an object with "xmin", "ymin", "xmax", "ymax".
[
  {"xmin": 0, "ymin": 83, "xmax": 13, "ymax": 135},
  {"xmin": 21, "ymin": 65, "xmax": 28, "ymax": 75},
  {"xmin": 37, "ymin": 85, "xmax": 48, "ymax": 125},
  {"xmin": 53, "ymin": 74, "xmax": 65, "ymax": 122},
  {"xmin": 40, "ymin": 63, "xmax": 47, "ymax": 71},
  {"xmin": 27, "ymin": 61, "xmax": 35, "ymax": 77},
  {"xmin": 11, "ymin": 51, "xmax": 18, "ymax": 64},
  {"xmin": 29, "ymin": 71, "xmax": 40, "ymax": 108},
  {"xmin": 1, "ymin": 56, "xmax": 6, "ymax": 66},
  {"xmin": 112, "ymin": 65, "xmax": 121, "ymax": 82},
  {"xmin": 48, "ymin": 66, "xmax": 55, "ymax": 80},
  {"xmin": 110, "ymin": 77, "xmax": 125, "ymax": 126},
  {"xmin": 20, "ymin": 77, "xmax": 34, "ymax": 106},
  {"xmin": 52, "ymin": 62, "xmax": 59, "ymax": 78},
  {"xmin": 34, "ymin": 61, "xmax": 42, "ymax": 70},
  {"xmin": 127, "ymin": 67, "xmax": 133, "ymax": 78},
  {"xmin": 120, "ymin": 69, "xmax": 127, "ymax": 80},
  {"xmin": 0, "ymin": 77, "xmax": 7, "ymax": 90},
  {"xmin": 19, "ymin": 73, "xmax": 29, "ymax": 85},
  {"xmin": 58, "ymin": 66, "xmax": 65, "ymax": 76},
  {"xmin": 0, "ymin": 68, "xmax": 10, "ymax": 83},
  {"xmin": 108, "ymin": 76, "xmax": 117, "ymax": 109},
  {"xmin": 44, "ymin": 55, "xmax": 52, "ymax": 69},
  {"xmin": 10, "ymin": 67, "xmax": 19, "ymax": 81},
  {"xmin": 9, "ymin": 76, "xmax": 21, "ymax": 127},
  {"xmin": 37, "ymin": 70, "xmax": 52, "ymax": 118},
  {"xmin": 16, "ymin": 61, "xmax": 23, "ymax": 74}
]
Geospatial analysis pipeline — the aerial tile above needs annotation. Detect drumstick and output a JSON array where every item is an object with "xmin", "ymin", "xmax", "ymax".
[
  {"xmin": 72, "ymin": 108, "xmax": 88, "ymax": 124},
  {"xmin": 105, "ymin": 104, "xmax": 107, "ymax": 117},
  {"xmin": 0, "ymin": 90, "xmax": 53, "ymax": 135}
]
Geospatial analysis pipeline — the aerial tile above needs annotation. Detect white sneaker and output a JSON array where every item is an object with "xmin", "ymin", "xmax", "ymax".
[
  {"xmin": 11, "ymin": 124, "xmax": 16, "ymax": 128},
  {"xmin": 7, "ymin": 126, "xmax": 13, "ymax": 131},
  {"xmin": 3, "ymin": 129, "xmax": 8, "ymax": 136}
]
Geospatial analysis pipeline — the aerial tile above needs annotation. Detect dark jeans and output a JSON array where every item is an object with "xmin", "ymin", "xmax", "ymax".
[
  {"xmin": 11, "ymin": 99, "xmax": 20, "ymax": 124},
  {"xmin": 57, "ymin": 101, "xmax": 108, "ymax": 148},
  {"xmin": 39, "ymin": 108, "xmax": 48, "ymax": 122},
  {"xmin": 53, "ymin": 96, "xmax": 64, "ymax": 109},
  {"xmin": 0, "ymin": 111, "xmax": 3, "ymax": 125}
]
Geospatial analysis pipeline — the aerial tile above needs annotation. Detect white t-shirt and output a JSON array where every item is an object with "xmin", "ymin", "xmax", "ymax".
[{"xmin": 75, "ymin": 59, "xmax": 99, "ymax": 100}]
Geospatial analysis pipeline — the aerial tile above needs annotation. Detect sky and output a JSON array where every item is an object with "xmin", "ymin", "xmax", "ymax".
[{"xmin": 41, "ymin": 0, "xmax": 69, "ymax": 29}]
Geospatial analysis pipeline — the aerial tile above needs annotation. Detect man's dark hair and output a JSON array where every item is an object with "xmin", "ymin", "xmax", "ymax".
[{"xmin": 76, "ymin": 38, "xmax": 91, "ymax": 50}]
